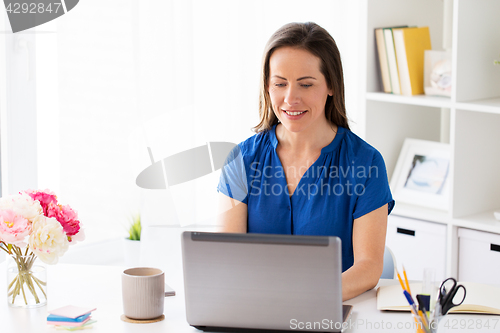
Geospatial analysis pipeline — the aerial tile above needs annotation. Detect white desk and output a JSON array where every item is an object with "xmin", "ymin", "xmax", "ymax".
[{"xmin": 0, "ymin": 263, "xmax": 497, "ymax": 333}]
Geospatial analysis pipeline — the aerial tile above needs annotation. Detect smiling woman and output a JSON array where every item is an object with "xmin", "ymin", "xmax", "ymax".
[{"xmin": 217, "ymin": 22, "xmax": 395, "ymax": 301}]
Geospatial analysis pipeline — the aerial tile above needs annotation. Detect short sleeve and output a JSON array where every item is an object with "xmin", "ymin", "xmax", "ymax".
[
  {"xmin": 217, "ymin": 145, "xmax": 249, "ymax": 204},
  {"xmin": 352, "ymin": 150, "xmax": 395, "ymax": 219}
]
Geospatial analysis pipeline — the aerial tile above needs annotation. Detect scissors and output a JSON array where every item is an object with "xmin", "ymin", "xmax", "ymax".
[{"xmin": 437, "ymin": 277, "xmax": 466, "ymax": 315}]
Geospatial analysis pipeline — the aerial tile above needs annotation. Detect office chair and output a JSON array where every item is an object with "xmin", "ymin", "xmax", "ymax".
[{"xmin": 381, "ymin": 246, "xmax": 396, "ymax": 279}]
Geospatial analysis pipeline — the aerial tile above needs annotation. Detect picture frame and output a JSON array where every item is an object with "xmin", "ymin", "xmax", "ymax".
[
  {"xmin": 424, "ymin": 50, "xmax": 452, "ymax": 97},
  {"xmin": 391, "ymin": 138, "xmax": 451, "ymax": 211}
]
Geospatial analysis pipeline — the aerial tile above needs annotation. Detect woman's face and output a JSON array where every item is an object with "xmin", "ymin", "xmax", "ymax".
[{"xmin": 268, "ymin": 46, "xmax": 332, "ymax": 134}]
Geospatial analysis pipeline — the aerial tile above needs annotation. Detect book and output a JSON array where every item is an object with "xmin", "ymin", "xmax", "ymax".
[
  {"xmin": 377, "ymin": 282, "xmax": 500, "ymax": 315},
  {"xmin": 393, "ymin": 26, "xmax": 432, "ymax": 96},
  {"xmin": 375, "ymin": 28, "xmax": 391, "ymax": 93},
  {"xmin": 383, "ymin": 27, "xmax": 402, "ymax": 95},
  {"xmin": 375, "ymin": 26, "xmax": 408, "ymax": 93}
]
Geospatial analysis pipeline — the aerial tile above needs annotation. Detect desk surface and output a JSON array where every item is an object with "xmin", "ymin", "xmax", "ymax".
[{"xmin": 0, "ymin": 263, "xmax": 497, "ymax": 333}]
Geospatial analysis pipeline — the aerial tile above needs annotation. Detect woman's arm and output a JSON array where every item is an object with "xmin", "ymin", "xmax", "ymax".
[
  {"xmin": 341, "ymin": 204, "xmax": 388, "ymax": 301},
  {"xmin": 217, "ymin": 193, "xmax": 248, "ymax": 233}
]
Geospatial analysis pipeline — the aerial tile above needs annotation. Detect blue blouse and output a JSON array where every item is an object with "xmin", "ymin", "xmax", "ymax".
[{"xmin": 217, "ymin": 125, "xmax": 394, "ymax": 272}]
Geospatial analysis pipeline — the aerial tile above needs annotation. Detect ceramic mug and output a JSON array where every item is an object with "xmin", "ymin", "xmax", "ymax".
[{"xmin": 122, "ymin": 267, "xmax": 169, "ymax": 319}]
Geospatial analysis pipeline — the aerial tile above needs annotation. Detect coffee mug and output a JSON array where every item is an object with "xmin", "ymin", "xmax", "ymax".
[{"xmin": 122, "ymin": 267, "xmax": 170, "ymax": 319}]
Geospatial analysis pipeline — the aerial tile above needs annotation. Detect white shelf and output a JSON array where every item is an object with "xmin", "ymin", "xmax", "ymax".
[
  {"xmin": 392, "ymin": 204, "xmax": 500, "ymax": 234},
  {"xmin": 366, "ymin": 92, "xmax": 452, "ymax": 108},
  {"xmin": 391, "ymin": 202, "xmax": 450, "ymax": 225},
  {"xmin": 366, "ymin": 93, "xmax": 500, "ymax": 115},
  {"xmin": 452, "ymin": 209, "xmax": 500, "ymax": 234},
  {"xmin": 456, "ymin": 97, "xmax": 500, "ymax": 115}
]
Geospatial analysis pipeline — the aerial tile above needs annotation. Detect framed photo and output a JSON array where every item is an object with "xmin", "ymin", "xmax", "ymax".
[
  {"xmin": 424, "ymin": 50, "xmax": 452, "ymax": 97},
  {"xmin": 391, "ymin": 138, "xmax": 451, "ymax": 211}
]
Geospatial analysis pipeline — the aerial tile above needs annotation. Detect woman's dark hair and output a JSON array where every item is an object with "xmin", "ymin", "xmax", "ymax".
[{"xmin": 254, "ymin": 22, "xmax": 349, "ymax": 132}]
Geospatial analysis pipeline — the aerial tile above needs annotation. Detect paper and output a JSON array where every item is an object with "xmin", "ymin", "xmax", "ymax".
[
  {"xmin": 49, "ymin": 305, "xmax": 97, "ymax": 319},
  {"xmin": 47, "ymin": 317, "xmax": 91, "ymax": 327},
  {"xmin": 53, "ymin": 320, "xmax": 96, "ymax": 331},
  {"xmin": 377, "ymin": 282, "xmax": 500, "ymax": 315},
  {"xmin": 47, "ymin": 313, "xmax": 91, "ymax": 322}
]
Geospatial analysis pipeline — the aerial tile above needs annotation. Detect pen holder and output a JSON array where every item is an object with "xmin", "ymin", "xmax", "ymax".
[
  {"xmin": 415, "ymin": 321, "xmax": 427, "ymax": 333},
  {"xmin": 428, "ymin": 302, "xmax": 444, "ymax": 333},
  {"xmin": 422, "ymin": 268, "xmax": 436, "ymax": 311}
]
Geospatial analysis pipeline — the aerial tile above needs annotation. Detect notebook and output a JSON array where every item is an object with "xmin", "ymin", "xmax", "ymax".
[
  {"xmin": 377, "ymin": 282, "xmax": 500, "ymax": 315},
  {"xmin": 181, "ymin": 232, "xmax": 352, "ymax": 332}
]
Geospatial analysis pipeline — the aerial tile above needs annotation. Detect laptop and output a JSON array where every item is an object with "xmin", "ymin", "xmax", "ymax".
[{"xmin": 181, "ymin": 232, "xmax": 352, "ymax": 332}]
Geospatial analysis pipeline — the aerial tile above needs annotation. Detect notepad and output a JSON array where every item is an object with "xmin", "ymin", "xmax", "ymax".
[
  {"xmin": 49, "ymin": 305, "xmax": 96, "ymax": 319},
  {"xmin": 47, "ymin": 317, "xmax": 91, "ymax": 327},
  {"xmin": 377, "ymin": 282, "xmax": 500, "ymax": 315},
  {"xmin": 49, "ymin": 320, "xmax": 97, "ymax": 331},
  {"xmin": 47, "ymin": 313, "xmax": 91, "ymax": 323}
]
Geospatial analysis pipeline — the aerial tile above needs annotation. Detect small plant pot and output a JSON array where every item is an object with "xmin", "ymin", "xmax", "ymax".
[{"xmin": 123, "ymin": 238, "xmax": 141, "ymax": 267}]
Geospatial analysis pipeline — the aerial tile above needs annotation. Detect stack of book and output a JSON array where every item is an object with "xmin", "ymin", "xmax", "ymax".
[
  {"xmin": 375, "ymin": 26, "xmax": 432, "ymax": 96},
  {"xmin": 47, "ymin": 305, "xmax": 97, "ymax": 331}
]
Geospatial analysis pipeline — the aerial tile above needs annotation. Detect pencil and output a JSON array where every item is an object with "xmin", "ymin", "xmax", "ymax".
[
  {"xmin": 396, "ymin": 269, "xmax": 407, "ymax": 292},
  {"xmin": 418, "ymin": 309, "xmax": 429, "ymax": 329},
  {"xmin": 404, "ymin": 290, "xmax": 430, "ymax": 333},
  {"xmin": 403, "ymin": 265, "xmax": 412, "ymax": 295}
]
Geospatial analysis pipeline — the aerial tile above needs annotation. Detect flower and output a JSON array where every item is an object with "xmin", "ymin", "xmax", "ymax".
[
  {"xmin": 0, "ymin": 189, "xmax": 83, "ymax": 307},
  {"xmin": 0, "ymin": 189, "xmax": 82, "ymax": 264},
  {"xmin": 0, "ymin": 209, "xmax": 30, "ymax": 245},
  {"xmin": 71, "ymin": 227, "xmax": 86, "ymax": 243},
  {"xmin": 25, "ymin": 189, "xmax": 58, "ymax": 216},
  {"xmin": 0, "ymin": 192, "xmax": 42, "ymax": 223},
  {"xmin": 47, "ymin": 203, "xmax": 81, "ymax": 239},
  {"xmin": 28, "ymin": 215, "xmax": 69, "ymax": 265}
]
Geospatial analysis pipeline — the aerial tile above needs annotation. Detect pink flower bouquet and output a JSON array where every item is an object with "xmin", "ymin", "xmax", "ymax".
[{"xmin": 0, "ymin": 189, "xmax": 84, "ymax": 307}]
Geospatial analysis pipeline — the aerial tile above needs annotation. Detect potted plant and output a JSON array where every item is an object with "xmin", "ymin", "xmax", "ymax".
[
  {"xmin": 123, "ymin": 213, "xmax": 141, "ymax": 267},
  {"xmin": 127, "ymin": 213, "xmax": 141, "ymax": 241}
]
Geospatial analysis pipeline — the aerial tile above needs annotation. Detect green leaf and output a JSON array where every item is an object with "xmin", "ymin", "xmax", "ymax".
[{"xmin": 127, "ymin": 213, "xmax": 141, "ymax": 241}]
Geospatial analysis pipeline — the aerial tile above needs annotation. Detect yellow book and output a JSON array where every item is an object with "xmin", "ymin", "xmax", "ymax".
[
  {"xmin": 393, "ymin": 27, "xmax": 432, "ymax": 96},
  {"xmin": 377, "ymin": 282, "xmax": 500, "ymax": 315}
]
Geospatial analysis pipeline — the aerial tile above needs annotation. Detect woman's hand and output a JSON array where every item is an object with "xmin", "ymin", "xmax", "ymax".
[
  {"xmin": 217, "ymin": 193, "xmax": 248, "ymax": 233},
  {"xmin": 341, "ymin": 204, "xmax": 388, "ymax": 301}
]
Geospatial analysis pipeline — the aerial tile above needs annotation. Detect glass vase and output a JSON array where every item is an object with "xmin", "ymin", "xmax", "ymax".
[{"xmin": 6, "ymin": 253, "xmax": 47, "ymax": 308}]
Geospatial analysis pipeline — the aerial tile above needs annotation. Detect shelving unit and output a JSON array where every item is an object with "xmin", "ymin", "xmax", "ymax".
[{"xmin": 361, "ymin": 0, "xmax": 500, "ymax": 281}]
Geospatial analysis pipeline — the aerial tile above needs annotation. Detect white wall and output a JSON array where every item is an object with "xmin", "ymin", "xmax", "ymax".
[{"xmin": 7, "ymin": 0, "xmax": 363, "ymax": 247}]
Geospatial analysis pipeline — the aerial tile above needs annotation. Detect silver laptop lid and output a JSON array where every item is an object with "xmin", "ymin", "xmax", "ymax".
[{"xmin": 182, "ymin": 232, "xmax": 344, "ymax": 332}]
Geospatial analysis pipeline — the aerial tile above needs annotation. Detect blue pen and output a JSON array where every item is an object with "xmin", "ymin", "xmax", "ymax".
[{"xmin": 404, "ymin": 290, "xmax": 430, "ymax": 333}]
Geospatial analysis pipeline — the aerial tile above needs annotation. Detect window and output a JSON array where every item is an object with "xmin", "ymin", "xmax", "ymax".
[{"xmin": 3, "ymin": 1, "xmax": 362, "ymax": 247}]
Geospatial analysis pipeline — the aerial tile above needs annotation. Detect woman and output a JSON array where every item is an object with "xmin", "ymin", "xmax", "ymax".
[{"xmin": 217, "ymin": 22, "xmax": 394, "ymax": 301}]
